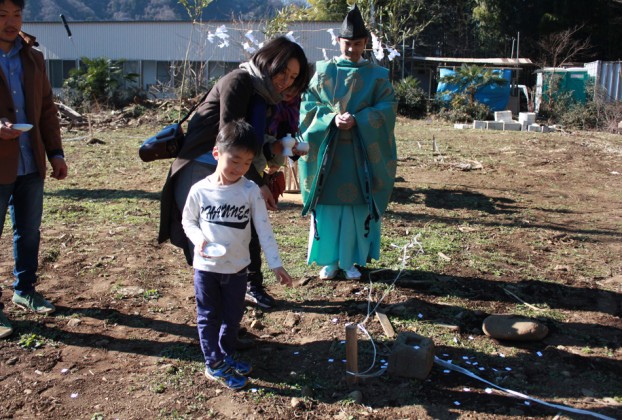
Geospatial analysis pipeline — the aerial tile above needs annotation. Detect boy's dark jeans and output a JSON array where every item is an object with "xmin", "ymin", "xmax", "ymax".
[{"xmin": 194, "ymin": 269, "xmax": 247, "ymax": 367}]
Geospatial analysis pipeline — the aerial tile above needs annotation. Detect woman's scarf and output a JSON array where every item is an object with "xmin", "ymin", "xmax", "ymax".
[
  {"xmin": 268, "ymin": 95, "xmax": 301, "ymax": 138},
  {"xmin": 239, "ymin": 61, "xmax": 283, "ymax": 105}
]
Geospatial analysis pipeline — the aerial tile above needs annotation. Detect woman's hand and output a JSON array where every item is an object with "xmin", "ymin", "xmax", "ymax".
[
  {"xmin": 292, "ymin": 142, "xmax": 308, "ymax": 156},
  {"xmin": 260, "ymin": 184, "xmax": 278, "ymax": 211},
  {"xmin": 271, "ymin": 138, "xmax": 284, "ymax": 156}
]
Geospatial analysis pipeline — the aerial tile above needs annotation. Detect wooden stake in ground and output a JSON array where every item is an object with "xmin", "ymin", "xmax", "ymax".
[
  {"xmin": 375, "ymin": 311, "xmax": 396, "ymax": 338},
  {"xmin": 345, "ymin": 323, "xmax": 358, "ymax": 385}
]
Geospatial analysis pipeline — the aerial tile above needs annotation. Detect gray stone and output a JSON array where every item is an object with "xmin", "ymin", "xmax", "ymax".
[
  {"xmin": 67, "ymin": 318, "xmax": 82, "ymax": 327},
  {"xmin": 519, "ymin": 112, "xmax": 536, "ymax": 124},
  {"xmin": 494, "ymin": 110, "xmax": 513, "ymax": 122},
  {"xmin": 486, "ymin": 121, "xmax": 504, "ymax": 130},
  {"xmin": 283, "ymin": 312, "xmax": 300, "ymax": 328},
  {"xmin": 387, "ymin": 332, "xmax": 435, "ymax": 379},
  {"xmin": 116, "ymin": 286, "xmax": 144, "ymax": 297},
  {"xmin": 290, "ymin": 397, "xmax": 304, "ymax": 409},
  {"xmin": 482, "ymin": 315, "xmax": 549, "ymax": 341},
  {"xmin": 503, "ymin": 122, "xmax": 522, "ymax": 131},
  {"xmin": 347, "ymin": 390, "xmax": 363, "ymax": 404},
  {"xmin": 473, "ymin": 120, "xmax": 486, "ymax": 129}
]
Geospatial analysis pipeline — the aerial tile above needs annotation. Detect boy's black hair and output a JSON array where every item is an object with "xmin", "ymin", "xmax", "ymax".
[
  {"xmin": 216, "ymin": 120, "xmax": 260, "ymax": 156},
  {"xmin": 0, "ymin": 0, "xmax": 25, "ymax": 8}
]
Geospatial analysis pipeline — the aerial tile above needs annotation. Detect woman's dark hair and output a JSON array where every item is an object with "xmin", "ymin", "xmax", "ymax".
[{"xmin": 251, "ymin": 36, "xmax": 310, "ymax": 94}]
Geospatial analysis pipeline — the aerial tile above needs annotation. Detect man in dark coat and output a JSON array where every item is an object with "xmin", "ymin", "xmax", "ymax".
[{"xmin": 0, "ymin": 0, "xmax": 68, "ymax": 339}]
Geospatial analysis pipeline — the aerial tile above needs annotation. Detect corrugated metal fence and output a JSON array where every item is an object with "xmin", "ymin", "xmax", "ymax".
[{"xmin": 585, "ymin": 60, "xmax": 622, "ymax": 102}]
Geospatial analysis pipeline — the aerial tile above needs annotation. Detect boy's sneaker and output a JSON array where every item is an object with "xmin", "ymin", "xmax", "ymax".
[
  {"xmin": 224, "ymin": 355, "xmax": 253, "ymax": 376},
  {"xmin": 205, "ymin": 362, "xmax": 248, "ymax": 390},
  {"xmin": 245, "ymin": 286, "xmax": 276, "ymax": 309},
  {"xmin": 0, "ymin": 309, "xmax": 13, "ymax": 339},
  {"xmin": 344, "ymin": 265, "xmax": 361, "ymax": 280},
  {"xmin": 12, "ymin": 291, "xmax": 55, "ymax": 314},
  {"xmin": 319, "ymin": 264, "xmax": 339, "ymax": 280}
]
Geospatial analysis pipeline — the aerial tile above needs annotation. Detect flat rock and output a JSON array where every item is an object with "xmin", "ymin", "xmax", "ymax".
[
  {"xmin": 283, "ymin": 312, "xmax": 300, "ymax": 328},
  {"xmin": 482, "ymin": 315, "xmax": 548, "ymax": 341},
  {"xmin": 347, "ymin": 390, "xmax": 363, "ymax": 404}
]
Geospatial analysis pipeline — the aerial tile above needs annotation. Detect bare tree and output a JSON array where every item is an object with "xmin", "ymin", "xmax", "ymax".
[
  {"xmin": 536, "ymin": 25, "xmax": 593, "ymax": 122},
  {"xmin": 178, "ymin": 0, "xmax": 214, "ymax": 104},
  {"xmin": 537, "ymin": 25, "xmax": 592, "ymax": 68}
]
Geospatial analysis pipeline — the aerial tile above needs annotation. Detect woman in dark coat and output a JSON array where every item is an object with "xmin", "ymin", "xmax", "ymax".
[{"xmin": 158, "ymin": 36, "xmax": 309, "ymax": 308}]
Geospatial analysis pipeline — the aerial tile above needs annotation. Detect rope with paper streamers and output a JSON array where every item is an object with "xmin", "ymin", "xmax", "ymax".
[
  {"xmin": 202, "ymin": 24, "xmax": 401, "ymax": 62},
  {"xmin": 345, "ymin": 233, "xmax": 424, "ymax": 379}
]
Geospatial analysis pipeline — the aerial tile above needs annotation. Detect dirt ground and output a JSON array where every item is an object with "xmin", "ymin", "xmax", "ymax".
[{"xmin": 1, "ymin": 115, "xmax": 621, "ymax": 419}]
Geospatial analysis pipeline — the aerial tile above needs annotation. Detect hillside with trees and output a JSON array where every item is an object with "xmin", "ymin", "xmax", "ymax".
[
  {"xmin": 22, "ymin": 0, "xmax": 622, "ymax": 61},
  {"xmin": 300, "ymin": 0, "xmax": 622, "ymax": 63},
  {"xmin": 21, "ymin": 0, "xmax": 300, "ymax": 22}
]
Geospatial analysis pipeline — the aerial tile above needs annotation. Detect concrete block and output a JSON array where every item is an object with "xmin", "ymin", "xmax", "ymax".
[
  {"xmin": 503, "ymin": 122, "xmax": 522, "ymax": 131},
  {"xmin": 486, "ymin": 121, "xmax": 504, "ymax": 130},
  {"xmin": 521, "ymin": 121, "xmax": 530, "ymax": 131},
  {"xmin": 528, "ymin": 124, "xmax": 542, "ymax": 132},
  {"xmin": 494, "ymin": 110, "xmax": 513, "ymax": 122},
  {"xmin": 453, "ymin": 123, "xmax": 470, "ymax": 129},
  {"xmin": 387, "ymin": 332, "xmax": 435, "ymax": 379},
  {"xmin": 519, "ymin": 112, "xmax": 536, "ymax": 124},
  {"xmin": 473, "ymin": 120, "xmax": 486, "ymax": 129}
]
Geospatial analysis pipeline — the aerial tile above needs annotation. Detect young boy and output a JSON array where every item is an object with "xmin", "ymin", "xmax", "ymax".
[{"xmin": 182, "ymin": 120, "xmax": 293, "ymax": 390}]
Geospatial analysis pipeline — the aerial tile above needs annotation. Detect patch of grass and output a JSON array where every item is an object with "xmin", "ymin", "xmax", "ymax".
[
  {"xmin": 18, "ymin": 333, "xmax": 47, "ymax": 349},
  {"xmin": 150, "ymin": 382, "xmax": 166, "ymax": 394},
  {"xmin": 143, "ymin": 289, "xmax": 161, "ymax": 300},
  {"xmin": 512, "ymin": 305, "xmax": 566, "ymax": 322},
  {"xmin": 281, "ymin": 286, "xmax": 310, "ymax": 302},
  {"xmin": 155, "ymin": 361, "xmax": 203, "ymax": 391},
  {"xmin": 41, "ymin": 248, "xmax": 61, "ymax": 263},
  {"xmin": 376, "ymin": 223, "xmax": 465, "ymax": 274},
  {"xmin": 159, "ymin": 344, "xmax": 203, "ymax": 362}
]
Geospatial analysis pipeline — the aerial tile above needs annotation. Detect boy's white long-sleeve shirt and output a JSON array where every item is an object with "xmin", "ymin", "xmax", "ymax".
[{"xmin": 182, "ymin": 176, "xmax": 283, "ymax": 273}]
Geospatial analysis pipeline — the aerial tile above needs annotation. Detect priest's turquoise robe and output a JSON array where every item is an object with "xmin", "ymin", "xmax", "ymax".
[{"xmin": 298, "ymin": 58, "xmax": 397, "ymax": 269}]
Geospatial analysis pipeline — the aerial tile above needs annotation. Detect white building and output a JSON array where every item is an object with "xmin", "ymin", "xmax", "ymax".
[{"xmin": 22, "ymin": 20, "xmax": 342, "ymax": 97}]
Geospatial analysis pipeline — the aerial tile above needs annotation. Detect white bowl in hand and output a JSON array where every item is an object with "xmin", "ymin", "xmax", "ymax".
[
  {"xmin": 202, "ymin": 242, "xmax": 226, "ymax": 258},
  {"xmin": 12, "ymin": 124, "xmax": 33, "ymax": 132}
]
